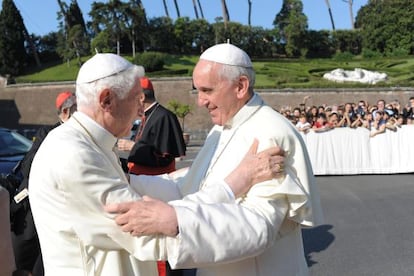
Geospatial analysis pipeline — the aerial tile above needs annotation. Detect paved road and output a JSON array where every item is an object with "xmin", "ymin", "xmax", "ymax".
[{"xmin": 178, "ymin": 144, "xmax": 414, "ymax": 276}]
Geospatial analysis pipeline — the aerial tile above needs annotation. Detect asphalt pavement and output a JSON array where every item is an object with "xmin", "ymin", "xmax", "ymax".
[{"xmin": 178, "ymin": 143, "xmax": 414, "ymax": 276}]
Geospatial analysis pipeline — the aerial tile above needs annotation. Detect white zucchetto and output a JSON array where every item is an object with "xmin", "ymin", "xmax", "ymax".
[
  {"xmin": 76, "ymin": 53, "xmax": 144, "ymax": 84},
  {"xmin": 200, "ymin": 43, "xmax": 253, "ymax": 68}
]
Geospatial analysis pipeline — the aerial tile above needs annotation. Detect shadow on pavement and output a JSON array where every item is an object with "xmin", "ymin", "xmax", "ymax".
[{"xmin": 302, "ymin": 224, "xmax": 335, "ymax": 267}]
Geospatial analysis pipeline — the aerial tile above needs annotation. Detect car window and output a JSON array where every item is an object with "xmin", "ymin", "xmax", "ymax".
[{"xmin": 0, "ymin": 130, "xmax": 32, "ymax": 156}]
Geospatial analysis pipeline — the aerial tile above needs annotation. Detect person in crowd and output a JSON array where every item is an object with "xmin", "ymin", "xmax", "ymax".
[
  {"xmin": 318, "ymin": 105, "xmax": 325, "ymax": 115},
  {"xmin": 350, "ymin": 112, "xmax": 365, "ymax": 128},
  {"xmin": 362, "ymin": 111, "xmax": 374, "ymax": 130},
  {"xmin": 291, "ymin": 106, "xmax": 301, "ymax": 124},
  {"xmin": 370, "ymin": 110, "xmax": 387, "ymax": 137},
  {"xmin": 28, "ymin": 53, "xmax": 286, "ymax": 276},
  {"xmin": 382, "ymin": 111, "xmax": 398, "ymax": 132},
  {"xmin": 107, "ymin": 43, "xmax": 323, "ymax": 276},
  {"xmin": 403, "ymin": 96, "xmax": 414, "ymax": 124},
  {"xmin": 307, "ymin": 105, "xmax": 319, "ymax": 126},
  {"xmin": 355, "ymin": 100, "xmax": 367, "ymax": 118},
  {"xmin": 296, "ymin": 113, "xmax": 312, "ymax": 133},
  {"xmin": 10, "ymin": 91, "xmax": 76, "ymax": 276},
  {"xmin": 343, "ymin": 102, "xmax": 356, "ymax": 124},
  {"xmin": 117, "ymin": 76, "xmax": 188, "ymax": 276},
  {"xmin": 373, "ymin": 99, "xmax": 394, "ymax": 118},
  {"xmin": 327, "ymin": 112, "xmax": 341, "ymax": 128},
  {"xmin": 312, "ymin": 112, "xmax": 331, "ymax": 132}
]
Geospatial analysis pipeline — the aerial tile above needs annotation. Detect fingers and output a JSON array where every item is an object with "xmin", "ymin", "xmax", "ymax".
[
  {"xmin": 104, "ymin": 202, "xmax": 134, "ymax": 214},
  {"xmin": 247, "ymin": 138, "xmax": 259, "ymax": 154}
]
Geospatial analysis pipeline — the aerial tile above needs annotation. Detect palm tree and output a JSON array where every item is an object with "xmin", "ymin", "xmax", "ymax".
[
  {"xmin": 57, "ymin": 0, "xmax": 82, "ymax": 65},
  {"xmin": 197, "ymin": 0, "xmax": 205, "ymax": 18},
  {"xmin": 342, "ymin": 0, "xmax": 354, "ymax": 29},
  {"xmin": 173, "ymin": 0, "xmax": 181, "ymax": 17},
  {"xmin": 192, "ymin": 0, "xmax": 199, "ymax": 19},
  {"xmin": 162, "ymin": 0, "xmax": 169, "ymax": 17},
  {"xmin": 221, "ymin": 0, "xmax": 230, "ymax": 30},
  {"xmin": 247, "ymin": 0, "xmax": 252, "ymax": 26},
  {"xmin": 324, "ymin": 0, "xmax": 335, "ymax": 30}
]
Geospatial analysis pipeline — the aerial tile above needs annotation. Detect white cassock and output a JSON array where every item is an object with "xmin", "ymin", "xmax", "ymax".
[
  {"xmin": 29, "ymin": 112, "xmax": 235, "ymax": 276},
  {"xmin": 132, "ymin": 93, "xmax": 324, "ymax": 276}
]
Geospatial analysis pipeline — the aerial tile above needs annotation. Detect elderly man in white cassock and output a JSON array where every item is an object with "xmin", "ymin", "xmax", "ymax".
[
  {"xmin": 107, "ymin": 43, "xmax": 324, "ymax": 276},
  {"xmin": 28, "ymin": 53, "xmax": 285, "ymax": 276}
]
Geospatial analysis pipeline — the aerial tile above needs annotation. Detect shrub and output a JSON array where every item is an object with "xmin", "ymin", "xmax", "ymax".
[
  {"xmin": 362, "ymin": 49, "xmax": 382, "ymax": 59},
  {"xmin": 133, "ymin": 52, "xmax": 167, "ymax": 72},
  {"xmin": 333, "ymin": 51, "xmax": 355, "ymax": 61}
]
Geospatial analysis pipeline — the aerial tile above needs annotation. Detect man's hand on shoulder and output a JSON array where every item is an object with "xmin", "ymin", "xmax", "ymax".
[
  {"xmin": 105, "ymin": 196, "xmax": 178, "ymax": 237},
  {"xmin": 225, "ymin": 139, "xmax": 285, "ymax": 198}
]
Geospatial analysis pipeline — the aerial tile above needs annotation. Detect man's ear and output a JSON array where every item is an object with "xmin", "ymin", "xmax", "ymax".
[
  {"xmin": 99, "ymin": 88, "xmax": 112, "ymax": 111},
  {"xmin": 236, "ymin": 75, "xmax": 250, "ymax": 99}
]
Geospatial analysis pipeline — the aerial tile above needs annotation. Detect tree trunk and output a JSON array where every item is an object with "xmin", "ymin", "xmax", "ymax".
[
  {"xmin": 324, "ymin": 0, "xmax": 336, "ymax": 30},
  {"xmin": 348, "ymin": 0, "xmax": 354, "ymax": 29},
  {"xmin": 197, "ymin": 0, "xmax": 205, "ymax": 18},
  {"xmin": 221, "ymin": 0, "xmax": 230, "ymax": 30},
  {"xmin": 23, "ymin": 30, "xmax": 41, "ymax": 67},
  {"xmin": 57, "ymin": 0, "xmax": 81, "ymax": 63},
  {"xmin": 192, "ymin": 0, "xmax": 199, "ymax": 19},
  {"xmin": 247, "ymin": 0, "xmax": 252, "ymax": 27},
  {"xmin": 173, "ymin": 0, "xmax": 181, "ymax": 17},
  {"xmin": 162, "ymin": 0, "xmax": 170, "ymax": 17}
]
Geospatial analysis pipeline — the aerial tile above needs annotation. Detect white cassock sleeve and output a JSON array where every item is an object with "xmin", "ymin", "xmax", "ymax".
[{"xmin": 164, "ymin": 176, "xmax": 291, "ymax": 268}]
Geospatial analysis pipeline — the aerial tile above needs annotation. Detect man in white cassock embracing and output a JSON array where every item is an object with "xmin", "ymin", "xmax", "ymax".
[{"xmin": 107, "ymin": 43, "xmax": 324, "ymax": 276}]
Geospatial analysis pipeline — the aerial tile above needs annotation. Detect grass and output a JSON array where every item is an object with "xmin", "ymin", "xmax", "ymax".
[{"xmin": 15, "ymin": 54, "xmax": 414, "ymax": 88}]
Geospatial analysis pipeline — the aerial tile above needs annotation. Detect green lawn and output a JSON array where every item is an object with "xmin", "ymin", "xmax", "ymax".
[{"xmin": 16, "ymin": 55, "xmax": 414, "ymax": 88}]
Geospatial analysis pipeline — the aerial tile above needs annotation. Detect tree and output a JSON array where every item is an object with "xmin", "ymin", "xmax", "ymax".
[
  {"xmin": 192, "ymin": 0, "xmax": 199, "ymax": 19},
  {"xmin": 273, "ymin": 0, "xmax": 308, "ymax": 57},
  {"xmin": 147, "ymin": 16, "xmax": 175, "ymax": 52},
  {"xmin": 173, "ymin": 17, "xmax": 194, "ymax": 53},
  {"xmin": 189, "ymin": 19, "xmax": 214, "ymax": 53},
  {"xmin": 89, "ymin": 0, "xmax": 127, "ymax": 55},
  {"xmin": 0, "ymin": 0, "xmax": 28, "ymax": 79},
  {"xmin": 173, "ymin": 0, "xmax": 181, "ymax": 17},
  {"xmin": 162, "ymin": 0, "xmax": 170, "ymax": 17},
  {"xmin": 221, "ymin": 0, "xmax": 230, "ymax": 30},
  {"xmin": 342, "ymin": 0, "xmax": 354, "ymax": 29},
  {"xmin": 197, "ymin": 0, "xmax": 205, "ymax": 19},
  {"xmin": 57, "ymin": 0, "xmax": 89, "ymax": 66},
  {"xmin": 355, "ymin": 0, "xmax": 414, "ymax": 55},
  {"xmin": 167, "ymin": 100, "xmax": 192, "ymax": 133},
  {"xmin": 247, "ymin": 0, "xmax": 252, "ymax": 27},
  {"xmin": 324, "ymin": 0, "xmax": 336, "ymax": 30}
]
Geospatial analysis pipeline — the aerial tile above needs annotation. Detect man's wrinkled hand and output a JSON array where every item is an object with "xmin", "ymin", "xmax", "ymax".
[
  {"xmin": 225, "ymin": 139, "xmax": 285, "ymax": 197},
  {"xmin": 105, "ymin": 196, "xmax": 178, "ymax": 237}
]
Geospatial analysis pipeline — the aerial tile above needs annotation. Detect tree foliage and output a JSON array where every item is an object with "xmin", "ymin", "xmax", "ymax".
[
  {"xmin": 0, "ymin": 0, "xmax": 28, "ymax": 78},
  {"xmin": 5, "ymin": 0, "xmax": 414, "ymax": 77},
  {"xmin": 56, "ymin": 0, "xmax": 89, "ymax": 66},
  {"xmin": 355, "ymin": 0, "xmax": 414, "ymax": 56},
  {"xmin": 273, "ymin": 0, "xmax": 308, "ymax": 57}
]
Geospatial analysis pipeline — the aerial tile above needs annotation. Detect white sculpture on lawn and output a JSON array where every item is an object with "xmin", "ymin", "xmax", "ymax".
[{"xmin": 323, "ymin": 68, "xmax": 387, "ymax": 84}]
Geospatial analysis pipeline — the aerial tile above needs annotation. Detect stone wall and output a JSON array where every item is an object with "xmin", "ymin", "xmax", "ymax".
[{"xmin": 1, "ymin": 78, "xmax": 413, "ymax": 139}]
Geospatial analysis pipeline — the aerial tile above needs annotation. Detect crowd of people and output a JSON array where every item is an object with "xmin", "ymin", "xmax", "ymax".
[{"xmin": 279, "ymin": 96, "xmax": 414, "ymax": 137}]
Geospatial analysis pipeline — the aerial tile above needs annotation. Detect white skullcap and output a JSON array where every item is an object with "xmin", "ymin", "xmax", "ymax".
[
  {"xmin": 76, "ymin": 53, "xmax": 144, "ymax": 84},
  {"xmin": 200, "ymin": 43, "xmax": 252, "ymax": 68}
]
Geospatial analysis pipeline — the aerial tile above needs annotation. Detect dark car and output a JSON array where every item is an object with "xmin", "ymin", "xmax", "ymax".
[{"xmin": 0, "ymin": 128, "xmax": 32, "ymax": 175}]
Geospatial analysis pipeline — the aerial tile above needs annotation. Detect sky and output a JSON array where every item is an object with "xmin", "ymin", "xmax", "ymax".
[{"xmin": 10, "ymin": 0, "xmax": 369, "ymax": 36}]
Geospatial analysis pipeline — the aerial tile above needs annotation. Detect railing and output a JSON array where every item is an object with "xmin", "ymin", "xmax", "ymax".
[{"xmin": 300, "ymin": 125, "xmax": 414, "ymax": 175}]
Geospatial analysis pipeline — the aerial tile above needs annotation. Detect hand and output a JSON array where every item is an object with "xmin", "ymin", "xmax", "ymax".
[
  {"xmin": 105, "ymin": 196, "xmax": 178, "ymax": 237},
  {"xmin": 117, "ymin": 139, "xmax": 135, "ymax": 151},
  {"xmin": 225, "ymin": 139, "xmax": 285, "ymax": 197}
]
